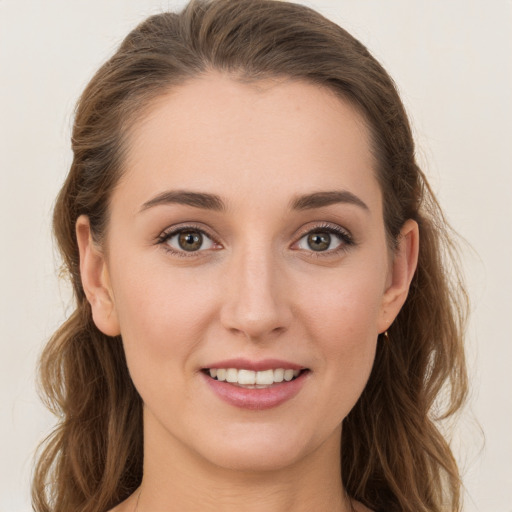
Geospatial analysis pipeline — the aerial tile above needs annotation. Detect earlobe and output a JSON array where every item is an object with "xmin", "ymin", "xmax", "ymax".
[
  {"xmin": 378, "ymin": 219, "xmax": 419, "ymax": 333},
  {"xmin": 76, "ymin": 215, "xmax": 120, "ymax": 337}
]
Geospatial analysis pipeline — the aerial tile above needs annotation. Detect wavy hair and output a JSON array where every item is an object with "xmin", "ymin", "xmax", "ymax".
[{"xmin": 32, "ymin": 1, "xmax": 468, "ymax": 511}]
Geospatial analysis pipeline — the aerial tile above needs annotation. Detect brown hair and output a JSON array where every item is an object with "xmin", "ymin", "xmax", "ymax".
[{"xmin": 33, "ymin": 1, "xmax": 468, "ymax": 511}]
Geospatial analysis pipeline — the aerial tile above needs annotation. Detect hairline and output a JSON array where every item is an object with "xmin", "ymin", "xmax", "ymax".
[{"xmin": 90, "ymin": 69, "xmax": 392, "ymax": 260}]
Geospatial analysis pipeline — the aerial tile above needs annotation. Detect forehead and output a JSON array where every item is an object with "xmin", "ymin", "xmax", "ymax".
[{"xmin": 117, "ymin": 73, "xmax": 380, "ymax": 212}]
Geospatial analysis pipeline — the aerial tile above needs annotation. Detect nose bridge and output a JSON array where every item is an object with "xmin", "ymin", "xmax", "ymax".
[{"xmin": 221, "ymin": 238, "xmax": 291, "ymax": 340}]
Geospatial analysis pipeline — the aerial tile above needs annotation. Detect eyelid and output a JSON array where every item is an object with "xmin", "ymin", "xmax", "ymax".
[
  {"xmin": 291, "ymin": 222, "xmax": 355, "ymax": 255},
  {"xmin": 155, "ymin": 223, "xmax": 222, "ymax": 256},
  {"xmin": 154, "ymin": 221, "xmax": 355, "ymax": 258}
]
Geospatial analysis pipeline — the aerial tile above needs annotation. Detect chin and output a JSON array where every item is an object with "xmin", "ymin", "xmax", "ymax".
[
  {"xmin": 204, "ymin": 444, "xmax": 306, "ymax": 473},
  {"xmin": 193, "ymin": 422, "xmax": 334, "ymax": 474}
]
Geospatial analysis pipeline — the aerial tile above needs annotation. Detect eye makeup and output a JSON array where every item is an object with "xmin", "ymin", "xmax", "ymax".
[
  {"xmin": 154, "ymin": 220, "xmax": 356, "ymax": 260},
  {"xmin": 155, "ymin": 223, "xmax": 222, "ymax": 258},
  {"xmin": 292, "ymin": 222, "xmax": 356, "ymax": 259}
]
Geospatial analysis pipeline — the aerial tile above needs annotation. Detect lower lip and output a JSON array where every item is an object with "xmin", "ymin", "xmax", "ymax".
[{"xmin": 202, "ymin": 371, "xmax": 309, "ymax": 410}]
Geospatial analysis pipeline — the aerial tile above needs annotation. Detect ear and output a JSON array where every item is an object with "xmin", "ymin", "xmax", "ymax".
[
  {"xmin": 76, "ymin": 215, "xmax": 120, "ymax": 336},
  {"xmin": 378, "ymin": 219, "xmax": 419, "ymax": 333}
]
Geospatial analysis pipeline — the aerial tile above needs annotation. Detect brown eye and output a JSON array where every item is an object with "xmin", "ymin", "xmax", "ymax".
[
  {"xmin": 307, "ymin": 232, "xmax": 331, "ymax": 251},
  {"xmin": 161, "ymin": 228, "xmax": 216, "ymax": 254},
  {"xmin": 294, "ymin": 225, "xmax": 353, "ymax": 254},
  {"xmin": 178, "ymin": 230, "xmax": 203, "ymax": 251}
]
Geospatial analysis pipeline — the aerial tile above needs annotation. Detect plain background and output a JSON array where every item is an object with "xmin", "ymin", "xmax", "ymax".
[{"xmin": 1, "ymin": 1, "xmax": 511, "ymax": 511}]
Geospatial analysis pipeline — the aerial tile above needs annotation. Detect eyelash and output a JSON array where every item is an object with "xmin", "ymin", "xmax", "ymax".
[
  {"xmin": 155, "ymin": 223, "xmax": 355, "ymax": 258},
  {"xmin": 295, "ymin": 223, "xmax": 355, "ymax": 258},
  {"xmin": 155, "ymin": 224, "xmax": 219, "ymax": 258}
]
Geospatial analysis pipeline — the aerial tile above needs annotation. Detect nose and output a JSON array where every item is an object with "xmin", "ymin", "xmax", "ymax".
[{"xmin": 219, "ymin": 244, "xmax": 292, "ymax": 342}]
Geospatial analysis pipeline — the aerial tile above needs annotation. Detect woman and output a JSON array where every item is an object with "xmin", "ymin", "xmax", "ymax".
[{"xmin": 32, "ymin": 1, "xmax": 468, "ymax": 511}]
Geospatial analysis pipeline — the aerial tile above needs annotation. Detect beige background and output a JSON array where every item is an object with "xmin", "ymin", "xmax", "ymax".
[{"xmin": 1, "ymin": 1, "xmax": 511, "ymax": 510}]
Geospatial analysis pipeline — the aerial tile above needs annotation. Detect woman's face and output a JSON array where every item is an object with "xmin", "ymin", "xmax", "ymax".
[{"xmin": 79, "ymin": 73, "xmax": 416, "ymax": 473}]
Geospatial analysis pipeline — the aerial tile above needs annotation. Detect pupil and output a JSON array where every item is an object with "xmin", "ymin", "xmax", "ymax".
[
  {"xmin": 308, "ymin": 232, "xmax": 330, "ymax": 251},
  {"xmin": 178, "ymin": 231, "xmax": 202, "ymax": 251}
]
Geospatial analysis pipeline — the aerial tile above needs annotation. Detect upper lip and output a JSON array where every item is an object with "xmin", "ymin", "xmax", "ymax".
[{"xmin": 202, "ymin": 358, "xmax": 305, "ymax": 371}]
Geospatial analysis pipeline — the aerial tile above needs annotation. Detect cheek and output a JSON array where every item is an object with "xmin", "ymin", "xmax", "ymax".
[
  {"xmin": 109, "ymin": 264, "xmax": 221, "ymax": 422},
  {"xmin": 299, "ymin": 265, "xmax": 385, "ymax": 341},
  {"xmin": 109, "ymin": 258, "xmax": 221, "ymax": 370},
  {"xmin": 296, "ymin": 266, "xmax": 384, "ymax": 406},
  {"xmin": 310, "ymin": 288, "xmax": 380, "ymax": 380}
]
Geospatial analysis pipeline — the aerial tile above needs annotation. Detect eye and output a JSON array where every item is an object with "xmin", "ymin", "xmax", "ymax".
[
  {"xmin": 295, "ymin": 225, "xmax": 353, "ymax": 253},
  {"xmin": 158, "ymin": 227, "xmax": 218, "ymax": 254}
]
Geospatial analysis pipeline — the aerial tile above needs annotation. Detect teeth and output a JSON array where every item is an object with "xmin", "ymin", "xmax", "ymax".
[
  {"xmin": 256, "ymin": 369, "xmax": 274, "ymax": 385},
  {"xmin": 207, "ymin": 368, "xmax": 302, "ymax": 386},
  {"xmin": 273, "ymin": 368, "xmax": 284, "ymax": 383},
  {"xmin": 284, "ymin": 369, "xmax": 295, "ymax": 381},
  {"xmin": 238, "ymin": 369, "xmax": 256, "ymax": 385},
  {"xmin": 225, "ymin": 368, "xmax": 238, "ymax": 382}
]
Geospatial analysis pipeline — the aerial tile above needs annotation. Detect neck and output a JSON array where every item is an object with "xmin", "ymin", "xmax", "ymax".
[{"xmin": 138, "ymin": 415, "xmax": 351, "ymax": 512}]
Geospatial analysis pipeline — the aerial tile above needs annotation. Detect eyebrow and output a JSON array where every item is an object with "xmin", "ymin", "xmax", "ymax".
[
  {"xmin": 139, "ymin": 189, "xmax": 369, "ymax": 213},
  {"xmin": 290, "ymin": 190, "xmax": 369, "ymax": 212},
  {"xmin": 140, "ymin": 190, "xmax": 225, "ymax": 212}
]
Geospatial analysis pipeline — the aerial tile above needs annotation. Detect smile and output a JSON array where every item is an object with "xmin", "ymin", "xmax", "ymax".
[
  {"xmin": 204, "ymin": 368, "xmax": 303, "ymax": 388},
  {"xmin": 201, "ymin": 362, "xmax": 310, "ymax": 410}
]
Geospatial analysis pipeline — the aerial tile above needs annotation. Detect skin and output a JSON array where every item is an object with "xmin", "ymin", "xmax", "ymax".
[{"xmin": 77, "ymin": 73, "xmax": 418, "ymax": 512}]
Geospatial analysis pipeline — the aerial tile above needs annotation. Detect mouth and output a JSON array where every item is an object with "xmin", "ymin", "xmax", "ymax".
[
  {"xmin": 201, "ymin": 361, "xmax": 310, "ymax": 410},
  {"xmin": 201, "ymin": 367, "xmax": 308, "ymax": 389}
]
